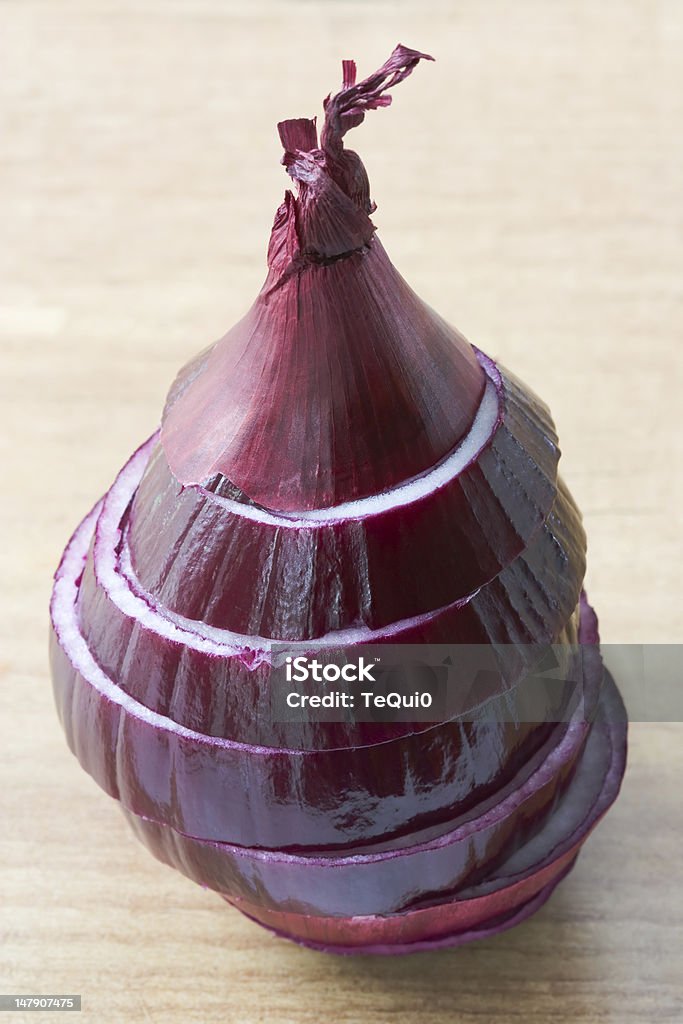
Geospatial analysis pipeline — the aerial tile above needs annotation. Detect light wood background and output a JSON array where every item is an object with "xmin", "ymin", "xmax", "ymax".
[{"xmin": 1, "ymin": 2, "xmax": 681, "ymax": 1022}]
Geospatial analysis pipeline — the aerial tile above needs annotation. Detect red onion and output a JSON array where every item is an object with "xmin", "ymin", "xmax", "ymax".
[{"xmin": 49, "ymin": 44, "xmax": 627, "ymax": 953}]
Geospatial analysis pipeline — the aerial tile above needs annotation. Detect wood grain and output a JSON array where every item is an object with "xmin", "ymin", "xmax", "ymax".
[{"xmin": 1, "ymin": 2, "xmax": 681, "ymax": 1022}]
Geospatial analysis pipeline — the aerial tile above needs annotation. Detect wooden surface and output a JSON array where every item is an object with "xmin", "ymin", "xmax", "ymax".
[{"xmin": 1, "ymin": 2, "xmax": 681, "ymax": 1022}]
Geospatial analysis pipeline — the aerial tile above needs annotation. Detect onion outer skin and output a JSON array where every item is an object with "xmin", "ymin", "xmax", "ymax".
[{"xmin": 161, "ymin": 240, "xmax": 486, "ymax": 513}]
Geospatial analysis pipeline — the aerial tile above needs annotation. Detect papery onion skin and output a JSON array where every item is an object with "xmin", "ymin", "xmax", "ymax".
[
  {"xmin": 49, "ymin": 43, "xmax": 628, "ymax": 954},
  {"xmin": 161, "ymin": 48, "xmax": 486, "ymax": 514}
]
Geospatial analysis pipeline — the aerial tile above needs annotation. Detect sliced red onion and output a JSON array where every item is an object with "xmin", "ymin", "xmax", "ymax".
[
  {"xmin": 75, "ymin": 431, "xmax": 583, "ymax": 740},
  {"xmin": 113, "ymin": 604, "xmax": 609, "ymax": 924},
  {"xmin": 120, "ymin": 695, "xmax": 593, "ymax": 918},
  {"xmin": 49, "ymin": 43, "xmax": 627, "ymax": 952},
  {"xmin": 215, "ymin": 672, "xmax": 626, "ymax": 952},
  {"xmin": 52, "ymin": 508, "xmax": 582, "ymax": 849},
  {"xmin": 52, "ymin": 446, "xmax": 586, "ymax": 848}
]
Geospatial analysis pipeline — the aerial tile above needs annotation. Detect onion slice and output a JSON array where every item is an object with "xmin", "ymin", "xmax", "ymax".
[{"xmin": 216, "ymin": 672, "xmax": 626, "ymax": 952}]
